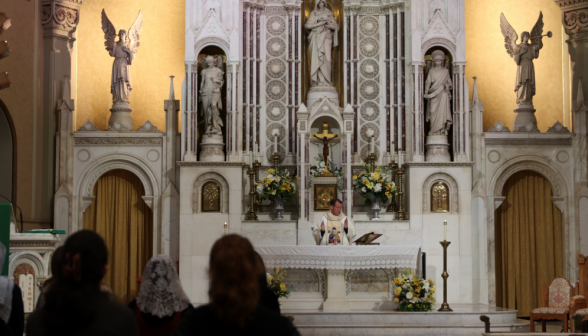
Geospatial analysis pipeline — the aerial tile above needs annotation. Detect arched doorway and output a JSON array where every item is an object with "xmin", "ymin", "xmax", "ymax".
[
  {"xmin": 494, "ymin": 170, "xmax": 563, "ymax": 317},
  {"xmin": 0, "ymin": 98, "xmax": 17, "ymax": 203},
  {"xmin": 83, "ymin": 169, "xmax": 153, "ymax": 303}
]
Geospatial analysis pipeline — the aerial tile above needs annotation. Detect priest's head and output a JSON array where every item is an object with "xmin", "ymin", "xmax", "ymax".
[{"xmin": 330, "ymin": 198, "xmax": 343, "ymax": 215}]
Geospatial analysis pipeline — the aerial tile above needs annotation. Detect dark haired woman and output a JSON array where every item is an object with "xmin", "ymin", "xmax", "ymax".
[
  {"xmin": 173, "ymin": 234, "xmax": 299, "ymax": 336},
  {"xmin": 0, "ymin": 243, "xmax": 24, "ymax": 336},
  {"xmin": 128, "ymin": 255, "xmax": 194, "ymax": 336},
  {"xmin": 26, "ymin": 230, "xmax": 137, "ymax": 336}
]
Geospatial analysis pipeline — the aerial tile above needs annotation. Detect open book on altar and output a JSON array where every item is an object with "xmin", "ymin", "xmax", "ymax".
[{"xmin": 353, "ymin": 232, "xmax": 382, "ymax": 245}]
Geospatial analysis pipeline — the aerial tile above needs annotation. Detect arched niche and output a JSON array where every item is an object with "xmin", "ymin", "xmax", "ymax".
[
  {"xmin": 309, "ymin": 116, "xmax": 342, "ymax": 168},
  {"xmin": 192, "ymin": 171, "xmax": 229, "ymax": 214},
  {"xmin": 0, "ymin": 98, "xmax": 17, "ymax": 203},
  {"xmin": 196, "ymin": 46, "xmax": 228, "ymax": 160},
  {"xmin": 422, "ymin": 172, "xmax": 459, "ymax": 214}
]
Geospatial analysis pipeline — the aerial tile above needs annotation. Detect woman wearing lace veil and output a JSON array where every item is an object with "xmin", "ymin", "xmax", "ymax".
[{"xmin": 128, "ymin": 255, "xmax": 193, "ymax": 336}]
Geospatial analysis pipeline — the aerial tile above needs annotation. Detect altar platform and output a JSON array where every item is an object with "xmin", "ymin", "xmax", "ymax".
[{"xmin": 284, "ymin": 304, "xmax": 528, "ymax": 336}]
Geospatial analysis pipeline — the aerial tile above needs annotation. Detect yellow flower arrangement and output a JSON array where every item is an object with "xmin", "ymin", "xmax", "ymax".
[
  {"xmin": 258, "ymin": 166, "xmax": 297, "ymax": 204},
  {"xmin": 267, "ymin": 268, "xmax": 290, "ymax": 303},
  {"xmin": 352, "ymin": 164, "xmax": 398, "ymax": 205},
  {"xmin": 392, "ymin": 270, "xmax": 436, "ymax": 312}
]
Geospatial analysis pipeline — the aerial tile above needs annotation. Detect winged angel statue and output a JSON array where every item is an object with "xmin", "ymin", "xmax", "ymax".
[
  {"xmin": 500, "ymin": 12, "xmax": 551, "ymax": 105},
  {"xmin": 101, "ymin": 10, "xmax": 143, "ymax": 105}
]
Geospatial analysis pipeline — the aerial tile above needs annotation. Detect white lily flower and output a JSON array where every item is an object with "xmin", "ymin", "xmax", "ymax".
[
  {"xmin": 275, "ymin": 176, "xmax": 281, "ymax": 183},
  {"xmin": 406, "ymin": 292, "xmax": 413, "ymax": 299},
  {"xmin": 373, "ymin": 183, "xmax": 382, "ymax": 192}
]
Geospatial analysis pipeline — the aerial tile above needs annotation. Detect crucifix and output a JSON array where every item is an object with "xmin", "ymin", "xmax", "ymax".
[{"xmin": 312, "ymin": 122, "xmax": 339, "ymax": 172}]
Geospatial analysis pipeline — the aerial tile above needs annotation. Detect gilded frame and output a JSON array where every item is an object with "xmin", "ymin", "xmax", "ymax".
[{"xmin": 314, "ymin": 184, "xmax": 338, "ymax": 210}]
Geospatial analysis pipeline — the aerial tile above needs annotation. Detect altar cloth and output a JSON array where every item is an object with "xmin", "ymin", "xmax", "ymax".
[{"xmin": 255, "ymin": 245, "xmax": 420, "ymax": 270}]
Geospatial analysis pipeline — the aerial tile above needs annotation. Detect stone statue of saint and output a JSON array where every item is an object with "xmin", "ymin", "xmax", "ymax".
[
  {"xmin": 305, "ymin": 0, "xmax": 338, "ymax": 87},
  {"xmin": 101, "ymin": 10, "xmax": 143, "ymax": 105},
  {"xmin": 500, "ymin": 12, "xmax": 550, "ymax": 105},
  {"xmin": 424, "ymin": 50, "xmax": 452, "ymax": 136},
  {"xmin": 199, "ymin": 56, "xmax": 224, "ymax": 136}
]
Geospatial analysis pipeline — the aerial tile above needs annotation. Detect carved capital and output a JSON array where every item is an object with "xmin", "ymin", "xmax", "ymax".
[
  {"xmin": 41, "ymin": 0, "xmax": 81, "ymax": 32},
  {"xmin": 563, "ymin": 7, "xmax": 588, "ymax": 30}
]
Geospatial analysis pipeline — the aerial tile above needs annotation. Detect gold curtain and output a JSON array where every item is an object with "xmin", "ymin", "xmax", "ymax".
[
  {"xmin": 495, "ymin": 170, "xmax": 563, "ymax": 317},
  {"xmin": 83, "ymin": 169, "xmax": 153, "ymax": 304}
]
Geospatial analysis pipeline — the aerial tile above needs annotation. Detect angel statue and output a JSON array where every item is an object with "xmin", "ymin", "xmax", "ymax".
[
  {"xmin": 101, "ymin": 10, "xmax": 143, "ymax": 105},
  {"xmin": 500, "ymin": 12, "xmax": 552, "ymax": 106},
  {"xmin": 199, "ymin": 55, "xmax": 224, "ymax": 136}
]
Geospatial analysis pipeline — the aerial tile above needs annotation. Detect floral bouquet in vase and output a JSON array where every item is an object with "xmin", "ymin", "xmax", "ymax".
[
  {"xmin": 266, "ymin": 268, "xmax": 290, "ymax": 301},
  {"xmin": 258, "ymin": 166, "xmax": 298, "ymax": 203},
  {"xmin": 352, "ymin": 164, "xmax": 397, "ymax": 218},
  {"xmin": 392, "ymin": 270, "xmax": 436, "ymax": 311}
]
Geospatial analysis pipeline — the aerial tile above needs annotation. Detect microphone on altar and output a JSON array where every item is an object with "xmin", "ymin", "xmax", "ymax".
[{"xmin": 0, "ymin": 193, "xmax": 24, "ymax": 233}]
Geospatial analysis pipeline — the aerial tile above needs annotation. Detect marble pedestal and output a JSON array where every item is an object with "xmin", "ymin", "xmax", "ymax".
[
  {"xmin": 425, "ymin": 135, "xmax": 451, "ymax": 162},
  {"xmin": 323, "ymin": 269, "xmax": 351, "ymax": 312},
  {"xmin": 199, "ymin": 134, "xmax": 225, "ymax": 162},
  {"xmin": 109, "ymin": 101, "xmax": 133, "ymax": 130},
  {"xmin": 512, "ymin": 104, "xmax": 537, "ymax": 130},
  {"xmin": 307, "ymin": 85, "xmax": 339, "ymax": 107}
]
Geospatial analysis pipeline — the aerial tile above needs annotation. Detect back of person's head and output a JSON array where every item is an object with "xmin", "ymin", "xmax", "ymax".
[
  {"xmin": 43, "ymin": 230, "xmax": 109, "ymax": 334},
  {"xmin": 209, "ymin": 234, "xmax": 260, "ymax": 326},
  {"xmin": 43, "ymin": 246, "xmax": 65, "ymax": 290}
]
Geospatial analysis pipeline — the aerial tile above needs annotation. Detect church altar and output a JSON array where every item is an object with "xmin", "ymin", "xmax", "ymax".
[{"xmin": 256, "ymin": 245, "xmax": 419, "ymax": 311}]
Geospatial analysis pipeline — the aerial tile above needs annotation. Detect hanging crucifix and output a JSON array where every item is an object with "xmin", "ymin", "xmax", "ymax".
[{"xmin": 312, "ymin": 122, "xmax": 339, "ymax": 172}]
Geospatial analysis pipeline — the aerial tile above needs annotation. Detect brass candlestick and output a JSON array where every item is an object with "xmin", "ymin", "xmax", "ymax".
[
  {"xmin": 387, "ymin": 161, "xmax": 398, "ymax": 212},
  {"xmin": 272, "ymin": 152, "xmax": 281, "ymax": 169},
  {"xmin": 438, "ymin": 240, "xmax": 452, "ymax": 311},
  {"xmin": 246, "ymin": 168, "xmax": 258, "ymax": 220},
  {"xmin": 367, "ymin": 152, "xmax": 377, "ymax": 171},
  {"xmin": 396, "ymin": 165, "xmax": 406, "ymax": 220},
  {"xmin": 253, "ymin": 160, "xmax": 261, "ymax": 212}
]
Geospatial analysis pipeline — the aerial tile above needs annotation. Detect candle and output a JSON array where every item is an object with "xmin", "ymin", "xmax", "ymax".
[
  {"xmin": 274, "ymin": 134, "xmax": 278, "ymax": 153},
  {"xmin": 443, "ymin": 220, "xmax": 447, "ymax": 241},
  {"xmin": 398, "ymin": 151, "xmax": 402, "ymax": 166},
  {"xmin": 250, "ymin": 150, "xmax": 253, "ymax": 168},
  {"xmin": 370, "ymin": 136, "xmax": 374, "ymax": 154},
  {"xmin": 254, "ymin": 141, "xmax": 258, "ymax": 161},
  {"xmin": 224, "ymin": 222, "xmax": 228, "ymax": 235},
  {"xmin": 390, "ymin": 141, "xmax": 395, "ymax": 153}
]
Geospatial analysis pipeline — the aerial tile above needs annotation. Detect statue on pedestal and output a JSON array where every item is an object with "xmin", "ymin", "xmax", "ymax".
[
  {"xmin": 198, "ymin": 55, "xmax": 225, "ymax": 162},
  {"xmin": 305, "ymin": 0, "xmax": 340, "ymax": 106},
  {"xmin": 423, "ymin": 50, "xmax": 452, "ymax": 162},
  {"xmin": 500, "ymin": 11, "xmax": 551, "ymax": 130},
  {"xmin": 101, "ymin": 10, "xmax": 143, "ymax": 130}
]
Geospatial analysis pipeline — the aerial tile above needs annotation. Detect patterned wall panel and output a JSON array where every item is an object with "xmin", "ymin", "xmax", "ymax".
[{"xmin": 358, "ymin": 15, "xmax": 382, "ymax": 161}]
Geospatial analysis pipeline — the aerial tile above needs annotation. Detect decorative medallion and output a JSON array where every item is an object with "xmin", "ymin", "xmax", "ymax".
[
  {"xmin": 547, "ymin": 121, "xmax": 571, "ymax": 133},
  {"xmin": 360, "ymin": 59, "xmax": 379, "ymax": 79},
  {"xmin": 266, "ymin": 80, "xmax": 286, "ymax": 100},
  {"xmin": 77, "ymin": 120, "xmax": 100, "ymax": 131},
  {"xmin": 360, "ymin": 37, "xmax": 379, "ymax": 58},
  {"xmin": 487, "ymin": 150, "xmax": 500, "ymax": 163},
  {"xmin": 556, "ymin": 150, "xmax": 570, "ymax": 163},
  {"xmin": 267, "ymin": 101, "xmax": 286, "ymax": 121},
  {"xmin": 360, "ymin": 145, "xmax": 380, "ymax": 162},
  {"xmin": 266, "ymin": 122, "xmax": 287, "ymax": 142},
  {"xmin": 266, "ymin": 59, "xmax": 286, "ymax": 79},
  {"xmin": 267, "ymin": 37, "xmax": 286, "ymax": 57},
  {"xmin": 360, "ymin": 80, "xmax": 379, "ymax": 100},
  {"xmin": 360, "ymin": 101, "xmax": 379, "ymax": 121},
  {"xmin": 360, "ymin": 123, "xmax": 380, "ymax": 142},
  {"xmin": 266, "ymin": 144, "xmax": 286, "ymax": 163},
  {"xmin": 267, "ymin": 16, "xmax": 286, "ymax": 36},
  {"xmin": 487, "ymin": 121, "xmax": 510, "ymax": 132},
  {"xmin": 360, "ymin": 16, "xmax": 379, "ymax": 36}
]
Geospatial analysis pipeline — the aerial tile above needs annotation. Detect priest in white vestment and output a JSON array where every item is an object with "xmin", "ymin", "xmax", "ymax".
[{"xmin": 315, "ymin": 199, "xmax": 355, "ymax": 245}]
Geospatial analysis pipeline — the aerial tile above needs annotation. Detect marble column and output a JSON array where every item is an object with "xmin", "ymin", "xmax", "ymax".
[{"xmin": 42, "ymin": 0, "xmax": 80, "ymax": 223}]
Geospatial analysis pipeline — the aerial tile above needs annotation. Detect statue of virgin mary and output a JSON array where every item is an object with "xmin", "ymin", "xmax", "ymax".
[{"xmin": 305, "ymin": 0, "xmax": 339, "ymax": 87}]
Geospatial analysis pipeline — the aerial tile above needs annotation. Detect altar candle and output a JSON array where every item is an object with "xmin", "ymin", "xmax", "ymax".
[
  {"xmin": 274, "ymin": 134, "xmax": 278, "ymax": 153},
  {"xmin": 250, "ymin": 150, "xmax": 253, "ymax": 168},
  {"xmin": 254, "ymin": 141, "xmax": 258, "ymax": 158},
  {"xmin": 370, "ymin": 136, "xmax": 374, "ymax": 154},
  {"xmin": 398, "ymin": 151, "xmax": 402, "ymax": 165},
  {"xmin": 443, "ymin": 220, "xmax": 447, "ymax": 241},
  {"xmin": 224, "ymin": 222, "xmax": 228, "ymax": 235},
  {"xmin": 390, "ymin": 140, "xmax": 395, "ymax": 153}
]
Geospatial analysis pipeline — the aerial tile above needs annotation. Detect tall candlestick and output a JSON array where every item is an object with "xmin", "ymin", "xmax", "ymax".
[
  {"xmin": 274, "ymin": 134, "xmax": 278, "ymax": 153},
  {"xmin": 444, "ymin": 220, "xmax": 447, "ymax": 241}
]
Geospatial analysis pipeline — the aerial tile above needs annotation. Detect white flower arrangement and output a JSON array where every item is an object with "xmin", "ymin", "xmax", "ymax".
[{"xmin": 308, "ymin": 154, "xmax": 344, "ymax": 189}]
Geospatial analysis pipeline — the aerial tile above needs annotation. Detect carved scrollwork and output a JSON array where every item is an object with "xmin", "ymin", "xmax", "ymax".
[
  {"xmin": 266, "ymin": 80, "xmax": 286, "ymax": 100},
  {"xmin": 136, "ymin": 120, "xmax": 162, "ymax": 133},
  {"xmin": 267, "ymin": 16, "xmax": 286, "ymax": 36},
  {"xmin": 360, "ymin": 123, "xmax": 380, "ymax": 142},
  {"xmin": 360, "ymin": 37, "xmax": 379, "ymax": 58},
  {"xmin": 264, "ymin": 6, "xmax": 288, "ymax": 16},
  {"xmin": 359, "ymin": 16, "xmax": 379, "ymax": 36},
  {"xmin": 563, "ymin": 7, "xmax": 588, "ymax": 30},
  {"xmin": 360, "ymin": 59, "xmax": 379, "ymax": 79},
  {"xmin": 41, "ymin": 3, "xmax": 79, "ymax": 30},
  {"xmin": 547, "ymin": 121, "xmax": 571, "ymax": 133},
  {"xmin": 193, "ymin": 172, "xmax": 229, "ymax": 214},
  {"xmin": 360, "ymin": 101, "xmax": 379, "ymax": 121},
  {"xmin": 359, "ymin": 80, "xmax": 379, "ymax": 100},
  {"xmin": 267, "ymin": 37, "xmax": 286, "ymax": 57},
  {"xmin": 74, "ymin": 138, "xmax": 162, "ymax": 145},
  {"xmin": 514, "ymin": 122, "xmax": 540, "ymax": 133},
  {"xmin": 77, "ymin": 120, "xmax": 101, "ymax": 132},
  {"xmin": 422, "ymin": 173, "xmax": 459, "ymax": 214},
  {"xmin": 487, "ymin": 121, "xmax": 510, "ymax": 132},
  {"xmin": 266, "ymin": 59, "xmax": 286, "ymax": 79},
  {"xmin": 267, "ymin": 101, "xmax": 286, "ymax": 121},
  {"xmin": 360, "ymin": 144, "xmax": 379, "ymax": 162},
  {"xmin": 266, "ymin": 145, "xmax": 286, "ymax": 163}
]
